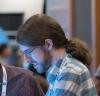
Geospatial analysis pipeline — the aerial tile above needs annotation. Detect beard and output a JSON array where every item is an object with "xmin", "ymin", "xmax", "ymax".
[
  {"xmin": 30, "ymin": 47, "xmax": 52, "ymax": 73},
  {"xmin": 41, "ymin": 47, "xmax": 52, "ymax": 72}
]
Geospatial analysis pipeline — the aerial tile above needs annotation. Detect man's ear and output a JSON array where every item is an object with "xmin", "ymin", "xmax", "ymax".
[{"xmin": 44, "ymin": 39, "xmax": 53, "ymax": 51}]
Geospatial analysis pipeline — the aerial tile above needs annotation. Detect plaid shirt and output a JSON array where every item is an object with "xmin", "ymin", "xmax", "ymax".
[{"xmin": 46, "ymin": 54, "xmax": 97, "ymax": 96}]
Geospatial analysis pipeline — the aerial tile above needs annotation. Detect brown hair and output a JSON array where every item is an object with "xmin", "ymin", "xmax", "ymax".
[
  {"xmin": 66, "ymin": 38, "xmax": 92, "ymax": 67},
  {"xmin": 17, "ymin": 14, "xmax": 92, "ymax": 66},
  {"xmin": 17, "ymin": 14, "xmax": 67, "ymax": 48}
]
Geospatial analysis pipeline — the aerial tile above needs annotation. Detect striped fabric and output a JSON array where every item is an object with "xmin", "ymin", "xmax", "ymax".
[{"xmin": 46, "ymin": 54, "xmax": 97, "ymax": 96}]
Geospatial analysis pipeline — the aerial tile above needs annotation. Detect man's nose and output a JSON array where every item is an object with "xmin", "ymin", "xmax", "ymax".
[{"xmin": 25, "ymin": 55, "xmax": 33, "ymax": 63}]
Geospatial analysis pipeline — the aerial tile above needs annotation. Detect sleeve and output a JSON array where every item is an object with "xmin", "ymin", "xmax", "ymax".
[{"xmin": 49, "ymin": 68, "xmax": 80, "ymax": 96}]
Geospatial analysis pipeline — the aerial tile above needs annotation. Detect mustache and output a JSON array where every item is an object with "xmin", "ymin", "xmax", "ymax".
[{"xmin": 27, "ymin": 60, "xmax": 37, "ymax": 65}]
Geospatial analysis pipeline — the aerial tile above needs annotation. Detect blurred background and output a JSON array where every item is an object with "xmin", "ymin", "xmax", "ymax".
[{"xmin": 0, "ymin": 0, "xmax": 99, "ymax": 76}]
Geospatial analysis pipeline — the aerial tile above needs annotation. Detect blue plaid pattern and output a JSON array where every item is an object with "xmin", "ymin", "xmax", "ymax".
[{"xmin": 46, "ymin": 54, "xmax": 97, "ymax": 96}]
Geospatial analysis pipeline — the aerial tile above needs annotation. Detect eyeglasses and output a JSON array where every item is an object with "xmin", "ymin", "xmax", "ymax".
[{"xmin": 23, "ymin": 47, "xmax": 36, "ymax": 57}]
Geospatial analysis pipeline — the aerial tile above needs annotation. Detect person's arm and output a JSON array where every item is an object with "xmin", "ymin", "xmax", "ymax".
[
  {"xmin": 94, "ymin": 77, "xmax": 100, "ymax": 96},
  {"xmin": 94, "ymin": 65, "xmax": 100, "ymax": 96}
]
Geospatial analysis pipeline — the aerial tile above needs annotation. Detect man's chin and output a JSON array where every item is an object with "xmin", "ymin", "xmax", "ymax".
[
  {"xmin": 35, "ymin": 67, "xmax": 46, "ymax": 73},
  {"xmin": 37, "ymin": 65, "xmax": 50, "ymax": 73},
  {"xmin": 36, "ymin": 69, "xmax": 45, "ymax": 73}
]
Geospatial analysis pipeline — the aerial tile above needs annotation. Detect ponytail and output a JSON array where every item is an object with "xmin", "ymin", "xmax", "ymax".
[{"xmin": 66, "ymin": 38, "xmax": 92, "ymax": 67}]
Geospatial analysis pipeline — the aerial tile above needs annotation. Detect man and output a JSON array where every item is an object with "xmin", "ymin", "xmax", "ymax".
[
  {"xmin": 17, "ymin": 14, "xmax": 97, "ymax": 96},
  {"xmin": 0, "ymin": 28, "xmax": 44, "ymax": 96}
]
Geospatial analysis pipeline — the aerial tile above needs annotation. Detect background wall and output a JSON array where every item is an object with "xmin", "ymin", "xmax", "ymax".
[
  {"xmin": 45, "ymin": 0, "xmax": 72, "ymax": 39},
  {"xmin": 0, "ymin": 0, "xmax": 44, "ymax": 45},
  {"xmin": 0, "ymin": 0, "xmax": 44, "ymax": 21},
  {"xmin": 95, "ymin": 0, "xmax": 100, "ymax": 68},
  {"xmin": 73, "ymin": 0, "xmax": 96, "ymax": 73},
  {"xmin": 75, "ymin": 0, "xmax": 92, "ymax": 48}
]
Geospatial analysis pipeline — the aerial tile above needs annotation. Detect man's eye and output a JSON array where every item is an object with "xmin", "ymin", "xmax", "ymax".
[
  {"xmin": 24, "ymin": 51, "xmax": 30, "ymax": 55},
  {"xmin": 19, "ymin": 50, "xmax": 24, "ymax": 54},
  {"xmin": 24, "ymin": 49, "xmax": 33, "ymax": 56}
]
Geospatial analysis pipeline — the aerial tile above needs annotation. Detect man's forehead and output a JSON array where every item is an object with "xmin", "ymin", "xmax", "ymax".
[{"xmin": 19, "ymin": 45, "xmax": 30, "ymax": 51}]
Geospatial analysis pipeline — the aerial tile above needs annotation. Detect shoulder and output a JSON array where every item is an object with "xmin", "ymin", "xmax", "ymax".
[
  {"xmin": 61, "ymin": 56, "xmax": 89, "ymax": 75},
  {"xmin": 67, "ymin": 58, "xmax": 91, "ymax": 81},
  {"xmin": 4, "ymin": 64, "xmax": 35, "ymax": 81},
  {"xmin": 58, "ymin": 57, "xmax": 91, "ymax": 83},
  {"xmin": 54, "ymin": 58, "xmax": 93, "ymax": 91}
]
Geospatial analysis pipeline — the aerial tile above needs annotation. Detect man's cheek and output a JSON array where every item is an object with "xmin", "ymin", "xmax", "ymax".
[
  {"xmin": 25, "ymin": 56, "xmax": 32, "ymax": 62},
  {"xmin": 31, "ymin": 54, "xmax": 39, "ymax": 62}
]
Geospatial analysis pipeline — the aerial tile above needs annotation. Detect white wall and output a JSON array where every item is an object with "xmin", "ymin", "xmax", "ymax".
[
  {"xmin": 46, "ymin": 0, "xmax": 72, "ymax": 38},
  {"xmin": 0, "ymin": 0, "xmax": 44, "ymax": 21},
  {"xmin": 0, "ymin": 0, "xmax": 44, "ymax": 45}
]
